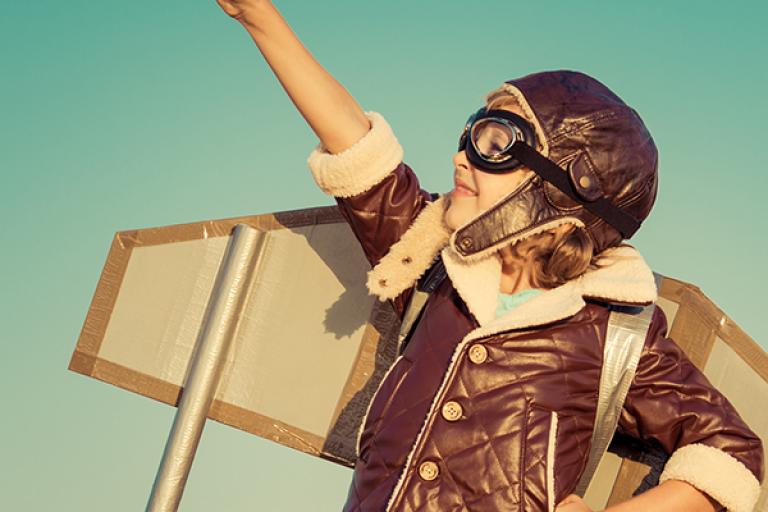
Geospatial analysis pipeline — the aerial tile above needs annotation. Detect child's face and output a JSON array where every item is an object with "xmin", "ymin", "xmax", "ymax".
[{"xmin": 444, "ymin": 103, "xmax": 536, "ymax": 231}]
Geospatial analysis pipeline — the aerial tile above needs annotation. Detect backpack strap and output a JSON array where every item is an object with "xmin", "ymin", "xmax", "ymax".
[
  {"xmin": 574, "ymin": 302, "xmax": 656, "ymax": 497},
  {"xmin": 396, "ymin": 257, "xmax": 447, "ymax": 354}
]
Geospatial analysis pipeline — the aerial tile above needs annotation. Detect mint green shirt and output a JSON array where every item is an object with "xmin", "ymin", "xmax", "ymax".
[{"xmin": 495, "ymin": 288, "xmax": 544, "ymax": 318}]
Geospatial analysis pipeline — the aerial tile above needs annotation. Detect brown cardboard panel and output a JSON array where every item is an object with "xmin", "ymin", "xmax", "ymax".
[
  {"xmin": 72, "ymin": 351, "xmax": 335, "ymax": 461},
  {"xmin": 69, "ymin": 205, "xmax": 399, "ymax": 467},
  {"xmin": 718, "ymin": 316, "xmax": 768, "ymax": 381},
  {"xmin": 213, "ymin": 225, "xmax": 376, "ymax": 437},
  {"xmin": 657, "ymin": 275, "xmax": 694, "ymax": 303},
  {"xmin": 654, "ymin": 296, "xmax": 680, "ymax": 328},
  {"xmin": 113, "ymin": 206, "xmax": 344, "ymax": 249},
  {"xmin": 68, "ymin": 350, "xmax": 97, "ymax": 377},
  {"xmin": 582, "ymin": 452, "xmax": 623, "ymax": 509},
  {"xmin": 606, "ymin": 459, "xmax": 652, "ymax": 507},
  {"xmin": 91, "ymin": 357, "xmax": 183, "ymax": 406},
  {"xmin": 70, "ymin": 206, "xmax": 344, "ymax": 363},
  {"xmin": 209, "ymin": 398, "xmax": 327, "ymax": 458},
  {"xmin": 72, "ymin": 235, "xmax": 134, "ymax": 357},
  {"xmin": 667, "ymin": 296, "xmax": 717, "ymax": 369},
  {"xmin": 668, "ymin": 305, "xmax": 716, "ymax": 369},
  {"xmin": 97, "ymin": 236, "xmax": 228, "ymax": 387}
]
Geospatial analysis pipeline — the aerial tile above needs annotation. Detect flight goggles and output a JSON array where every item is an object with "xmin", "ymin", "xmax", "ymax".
[
  {"xmin": 458, "ymin": 107, "xmax": 538, "ymax": 173},
  {"xmin": 457, "ymin": 106, "xmax": 642, "ymax": 238}
]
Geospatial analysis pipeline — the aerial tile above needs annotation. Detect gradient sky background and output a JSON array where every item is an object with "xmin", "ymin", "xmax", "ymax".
[{"xmin": 1, "ymin": 1, "xmax": 766, "ymax": 510}]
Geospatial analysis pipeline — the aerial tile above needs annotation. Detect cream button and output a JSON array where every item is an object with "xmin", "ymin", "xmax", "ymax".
[
  {"xmin": 418, "ymin": 461, "xmax": 439, "ymax": 481},
  {"xmin": 468, "ymin": 344, "xmax": 488, "ymax": 364},
  {"xmin": 441, "ymin": 400, "xmax": 463, "ymax": 421}
]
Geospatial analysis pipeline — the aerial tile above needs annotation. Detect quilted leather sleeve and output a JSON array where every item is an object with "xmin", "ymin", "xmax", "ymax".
[
  {"xmin": 617, "ymin": 306, "xmax": 764, "ymax": 512},
  {"xmin": 307, "ymin": 111, "xmax": 433, "ymax": 317}
]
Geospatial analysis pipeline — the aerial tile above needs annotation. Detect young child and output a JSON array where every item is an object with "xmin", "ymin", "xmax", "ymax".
[{"xmin": 215, "ymin": 2, "xmax": 764, "ymax": 511}]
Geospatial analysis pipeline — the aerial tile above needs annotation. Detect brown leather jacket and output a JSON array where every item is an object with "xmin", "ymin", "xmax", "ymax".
[{"xmin": 307, "ymin": 113, "xmax": 764, "ymax": 512}]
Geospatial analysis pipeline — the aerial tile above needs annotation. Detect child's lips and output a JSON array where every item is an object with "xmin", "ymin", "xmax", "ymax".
[{"xmin": 453, "ymin": 179, "xmax": 477, "ymax": 197}]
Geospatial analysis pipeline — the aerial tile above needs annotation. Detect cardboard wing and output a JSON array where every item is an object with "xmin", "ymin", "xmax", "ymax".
[
  {"xmin": 68, "ymin": 206, "xmax": 401, "ymax": 467},
  {"xmin": 69, "ymin": 205, "xmax": 767, "ymax": 508},
  {"xmin": 584, "ymin": 275, "xmax": 768, "ymax": 511}
]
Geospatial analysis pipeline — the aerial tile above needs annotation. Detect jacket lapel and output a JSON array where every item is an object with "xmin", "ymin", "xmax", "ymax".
[
  {"xmin": 366, "ymin": 195, "xmax": 658, "ymax": 335},
  {"xmin": 445, "ymin": 243, "xmax": 658, "ymax": 336},
  {"xmin": 366, "ymin": 195, "xmax": 452, "ymax": 300},
  {"xmin": 440, "ymin": 244, "xmax": 501, "ymax": 325}
]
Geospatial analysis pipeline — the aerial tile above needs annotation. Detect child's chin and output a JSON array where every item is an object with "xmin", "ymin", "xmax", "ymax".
[{"xmin": 443, "ymin": 207, "xmax": 470, "ymax": 232}]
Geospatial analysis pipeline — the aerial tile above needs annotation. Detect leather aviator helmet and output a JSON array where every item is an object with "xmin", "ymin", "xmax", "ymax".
[{"xmin": 448, "ymin": 70, "xmax": 659, "ymax": 261}]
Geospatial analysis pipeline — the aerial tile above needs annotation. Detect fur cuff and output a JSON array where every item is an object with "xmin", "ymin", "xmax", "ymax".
[
  {"xmin": 307, "ymin": 111, "xmax": 404, "ymax": 197},
  {"xmin": 659, "ymin": 443, "xmax": 761, "ymax": 512}
]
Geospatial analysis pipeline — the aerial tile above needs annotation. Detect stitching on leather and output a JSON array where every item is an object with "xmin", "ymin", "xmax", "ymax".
[
  {"xmin": 581, "ymin": 151, "xmax": 598, "ymax": 177},
  {"xmin": 547, "ymin": 411, "xmax": 558, "ymax": 512},
  {"xmin": 615, "ymin": 179, "xmax": 652, "ymax": 210},
  {"xmin": 489, "ymin": 215, "xmax": 578, "ymax": 249},
  {"xmin": 549, "ymin": 109, "xmax": 623, "ymax": 143},
  {"xmin": 556, "ymin": 152, "xmax": 580, "ymax": 170},
  {"xmin": 549, "ymin": 111, "xmax": 617, "ymax": 142},
  {"xmin": 519, "ymin": 398, "xmax": 529, "ymax": 512},
  {"xmin": 521, "ymin": 404, "xmax": 557, "ymax": 510}
]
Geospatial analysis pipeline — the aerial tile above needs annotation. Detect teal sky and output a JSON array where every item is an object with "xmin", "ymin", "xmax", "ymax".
[{"xmin": 2, "ymin": 1, "xmax": 766, "ymax": 510}]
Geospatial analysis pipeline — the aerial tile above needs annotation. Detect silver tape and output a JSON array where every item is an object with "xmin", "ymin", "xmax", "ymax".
[
  {"xmin": 575, "ymin": 303, "xmax": 655, "ymax": 497},
  {"xmin": 146, "ymin": 224, "xmax": 267, "ymax": 511}
]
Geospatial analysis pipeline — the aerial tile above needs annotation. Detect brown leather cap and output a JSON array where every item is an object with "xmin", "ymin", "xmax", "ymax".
[{"xmin": 452, "ymin": 70, "xmax": 659, "ymax": 257}]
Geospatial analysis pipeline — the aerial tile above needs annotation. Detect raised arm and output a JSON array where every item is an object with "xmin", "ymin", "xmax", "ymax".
[
  {"xmin": 215, "ymin": 0, "xmax": 369, "ymax": 153},
  {"xmin": 216, "ymin": 0, "xmax": 438, "ymax": 319}
]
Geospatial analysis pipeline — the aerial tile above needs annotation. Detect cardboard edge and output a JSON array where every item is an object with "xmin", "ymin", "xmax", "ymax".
[{"xmin": 76, "ymin": 355, "xmax": 335, "ymax": 461}]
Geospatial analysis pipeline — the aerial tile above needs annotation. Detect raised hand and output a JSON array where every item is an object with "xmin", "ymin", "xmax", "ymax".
[
  {"xmin": 213, "ymin": 0, "xmax": 369, "ymax": 154},
  {"xmin": 214, "ymin": 0, "xmax": 266, "ymax": 26}
]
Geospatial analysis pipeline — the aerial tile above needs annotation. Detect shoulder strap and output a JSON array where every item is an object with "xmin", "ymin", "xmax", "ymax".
[
  {"xmin": 396, "ymin": 258, "xmax": 447, "ymax": 354},
  {"xmin": 574, "ymin": 302, "xmax": 656, "ymax": 497}
]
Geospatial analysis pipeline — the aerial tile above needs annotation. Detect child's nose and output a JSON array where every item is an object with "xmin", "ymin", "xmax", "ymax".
[{"xmin": 453, "ymin": 150, "xmax": 472, "ymax": 172}]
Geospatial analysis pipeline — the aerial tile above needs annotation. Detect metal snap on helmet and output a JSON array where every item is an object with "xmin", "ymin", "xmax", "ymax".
[{"xmin": 449, "ymin": 70, "xmax": 659, "ymax": 260}]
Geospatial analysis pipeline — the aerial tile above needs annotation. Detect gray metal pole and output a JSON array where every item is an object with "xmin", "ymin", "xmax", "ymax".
[{"xmin": 146, "ymin": 224, "xmax": 267, "ymax": 512}]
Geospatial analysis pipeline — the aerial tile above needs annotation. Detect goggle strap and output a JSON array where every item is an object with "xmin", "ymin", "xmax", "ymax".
[{"xmin": 510, "ymin": 142, "xmax": 641, "ymax": 238}]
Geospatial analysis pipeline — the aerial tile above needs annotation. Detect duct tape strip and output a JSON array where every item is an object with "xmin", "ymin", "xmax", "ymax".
[{"xmin": 575, "ymin": 303, "xmax": 656, "ymax": 497}]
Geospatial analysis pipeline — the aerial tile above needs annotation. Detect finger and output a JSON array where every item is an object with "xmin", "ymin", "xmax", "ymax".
[
  {"xmin": 558, "ymin": 494, "xmax": 578, "ymax": 505},
  {"xmin": 216, "ymin": 1, "xmax": 240, "ymax": 18}
]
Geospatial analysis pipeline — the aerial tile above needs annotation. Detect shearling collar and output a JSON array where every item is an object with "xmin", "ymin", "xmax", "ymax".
[{"xmin": 367, "ymin": 195, "xmax": 658, "ymax": 333}]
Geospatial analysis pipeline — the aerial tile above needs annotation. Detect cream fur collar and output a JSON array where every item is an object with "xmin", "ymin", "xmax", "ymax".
[{"xmin": 366, "ymin": 195, "xmax": 658, "ymax": 332}]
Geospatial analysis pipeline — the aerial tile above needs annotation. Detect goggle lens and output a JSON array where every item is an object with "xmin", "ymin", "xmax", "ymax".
[
  {"xmin": 458, "ymin": 107, "xmax": 536, "ymax": 173},
  {"xmin": 470, "ymin": 119, "xmax": 520, "ymax": 162}
]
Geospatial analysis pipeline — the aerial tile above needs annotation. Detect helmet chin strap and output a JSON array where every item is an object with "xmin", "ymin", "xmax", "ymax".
[{"xmin": 450, "ymin": 176, "xmax": 583, "ymax": 261}]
